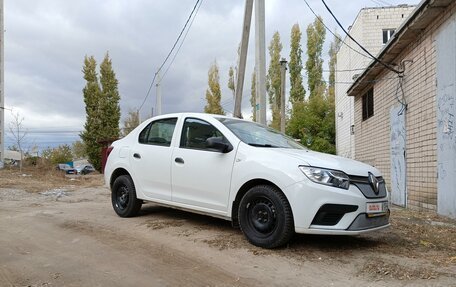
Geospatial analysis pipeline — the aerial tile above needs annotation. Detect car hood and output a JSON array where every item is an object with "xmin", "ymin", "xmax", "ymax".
[{"xmin": 272, "ymin": 148, "xmax": 381, "ymax": 177}]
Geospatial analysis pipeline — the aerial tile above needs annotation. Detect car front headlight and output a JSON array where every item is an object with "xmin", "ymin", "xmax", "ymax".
[{"xmin": 299, "ymin": 166, "xmax": 350, "ymax": 190}]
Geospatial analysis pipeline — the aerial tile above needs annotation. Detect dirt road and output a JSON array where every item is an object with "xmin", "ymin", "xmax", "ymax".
[{"xmin": 0, "ymin": 172, "xmax": 455, "ymax": 286}]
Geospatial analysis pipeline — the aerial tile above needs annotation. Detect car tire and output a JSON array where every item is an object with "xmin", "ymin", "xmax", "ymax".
[
  {"xmin": 111, "ymin": 175, "xmax": 142, "ymax": 217},
  {"xmin": 238, "ymin": 185, "xmax": 294, "ymax": 248}
]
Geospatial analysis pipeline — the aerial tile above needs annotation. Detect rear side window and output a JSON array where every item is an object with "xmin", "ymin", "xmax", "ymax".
[
  {"xmin": 180, "ymin": 118, "xmax": 227, "ymax": 150},
  {"xmin": 139, "ymin": 118, "xmax": 177, "ymax": 146}
]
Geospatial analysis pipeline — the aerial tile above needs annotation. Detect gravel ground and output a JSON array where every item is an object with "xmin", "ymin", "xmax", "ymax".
[{"xmin": 0, "ymin": 168, "xmax": 455, "ymax": 286}]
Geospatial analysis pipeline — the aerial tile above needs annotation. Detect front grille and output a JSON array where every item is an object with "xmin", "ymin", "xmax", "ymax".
[
  {"xmin": 347, "ymin": 212, "xmax": 390, "ymax": 231},
  {"xmin": 349, "ymin": 175, "xmax": 387, "ymax": 199},
  {"xmin": 311, "ymin": 204, "xmax": 358, "ymax": 226}
]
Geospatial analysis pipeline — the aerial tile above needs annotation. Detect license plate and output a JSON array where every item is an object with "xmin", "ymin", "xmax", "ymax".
[{"xmin": 366, "ymin": 201, "xmax": 388, "ymax": 217}]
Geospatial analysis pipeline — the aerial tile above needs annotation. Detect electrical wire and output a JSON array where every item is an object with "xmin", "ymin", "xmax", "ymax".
[
  {"xmin": 160, "ymin": 0, "xmax": 204, "ymax": 83},
  {"xmin": 323, "ymin": 67, "xmax": 374, "ymax": 73},
  {"xmin": 138, "ymin": 0, "xmax": 202, "ymax": 112},
  {"xmin": 320, "ymin": 0, "xmax": 402, "ymax": 74},
  {"xmin": 302, "ymin": 0, "xmax": 371, "ymax": 60},
  {"xmin": 395, "ymin": 76, "xmax": 407, "ymax": 115},
  {"xmin": 302, "ymin": 72, "xmax": 397, "ymax": 85},
  {"xmin": 376, "ymin": 0, "xmax": 393, "ymax": 6}
]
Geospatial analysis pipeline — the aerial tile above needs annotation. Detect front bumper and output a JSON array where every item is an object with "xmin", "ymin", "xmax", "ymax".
[{"xmin": 283, "ymin": 179, "xmax": 390, "ymax": 235}]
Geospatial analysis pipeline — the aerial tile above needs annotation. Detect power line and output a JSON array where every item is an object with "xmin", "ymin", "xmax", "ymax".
[
  {"xmin": 301, "ymin": 0, "xmax": 371, "ymax": 60},
  {"xmin": 138, "ymin": 0, "xmax": 202, "ymax": 112},
  {"xmin": 302, "ymin": 72, "xmax": 397, "ymax": 85},
  {"xmin": 375, "ymin": 0, "xmax": 393, "ymax": 6},
  {"xmin": 321, "ymin": 0, "xmax": 401, "ymax": 74},
  {"xmin": 323, "ymin": 67, "xmax": 374, "ymax": 73},
  {"xmin": 160, "ymin": 0, "xmax": 204, "ymax": 83}
]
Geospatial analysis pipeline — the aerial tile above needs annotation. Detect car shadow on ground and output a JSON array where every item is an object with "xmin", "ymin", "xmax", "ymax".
[{"xmin": 138, "ymin": 203, "xmax": 384, "ymax": 253}]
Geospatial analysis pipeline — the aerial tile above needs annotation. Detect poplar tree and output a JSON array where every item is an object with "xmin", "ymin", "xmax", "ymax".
[
  {"xmin": 80, "ymin": 56, "xmax": 102, "ymax": 171},
  {"xmin": 204, "ymin": 61, "xmax": 225, "ymax": 115},
  {"xmin": 81, "ymin": 53, "xmax": 121, "ymax": 171},
  {"xmin": 250, "ymin": 71, "xmax": 257, "ymax": 122},
  {"xmin": 305, "ymin": 16, "xmax": 326, "ymax": 99},
  {"xmin": 288, "ymin": 17, "xmax": 335, "ymax": 154},
  {"xmin": 266, "ymin": 31, "xmax": 282, "ymax": 130},
  {"xmin": 289, "ymin": 23, "xmax": 305, "ymax": 105},
  {"xmin": 123, "ymin": 109, "xmax": 140, "ymax": 136},
  {"xmin": 99, "ymin": 53, "xmax": 121, "ymax": 140},
  {"xmin": 228, "ymin": 66, "xmax": 235, "ymax": 99},
  {"xmin": 328, "ymin": 32, "xmax": 341, "ymax": 100}
]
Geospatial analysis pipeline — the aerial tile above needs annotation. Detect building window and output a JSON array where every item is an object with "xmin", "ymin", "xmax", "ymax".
[
  {"xmin": 362, "ymin": 88, "xmax": 374, "ymax": 121},
  {"xmin": 382, "ymin": 29, "xmax": 395, "ymax": 44}
]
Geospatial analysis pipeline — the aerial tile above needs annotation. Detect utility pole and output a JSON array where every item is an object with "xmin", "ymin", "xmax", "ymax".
[
  {"xmin": 233, "ymin": 0, "xmax": 253, "ymax": 119},
  {"xmin": 155, "ymin": 72, "xmax": 162, "ymax": 116},
  {"xmin": 234, "ymin": 0, "xmax": 266, "ymax": 125},
  {"xmin": 255, "ymin": 0, "xmax": 266, "ymax": 125},
  {"xmin": 0, "ymin": 0, "xmax": 4, "ymax": 162},
  {"xmin": 280, "ymin": 58, "xmax": 287, "ymax": 133}
]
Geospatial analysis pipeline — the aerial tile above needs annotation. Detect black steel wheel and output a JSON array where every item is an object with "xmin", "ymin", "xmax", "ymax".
[
  {"xmin": 238, "ymin": 185, "xmax": 294, "ymax": 248},
  {"xmin": 111, "ymin": 175, "xmax": 142, "ymax": 217}
]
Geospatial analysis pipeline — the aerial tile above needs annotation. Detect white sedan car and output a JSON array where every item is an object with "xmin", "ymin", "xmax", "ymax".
[{"xmin": 105, "ymin": 113, "xmax": 390, "ymax": 248}]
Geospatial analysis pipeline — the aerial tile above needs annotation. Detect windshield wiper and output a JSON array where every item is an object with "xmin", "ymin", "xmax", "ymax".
[{"xmin": 248, "ymin": 143, "xmax": 280, "ymax": 148}]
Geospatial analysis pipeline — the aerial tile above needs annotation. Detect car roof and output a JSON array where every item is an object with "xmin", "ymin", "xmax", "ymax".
[{"xmin": 148, "ymin": 112, "xmax": 252, "ymax": 123}]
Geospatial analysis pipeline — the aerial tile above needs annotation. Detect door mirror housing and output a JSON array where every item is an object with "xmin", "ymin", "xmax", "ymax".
[{"xmin": 206, "ymin": 137, "xmax": 233, "ymax": 153}]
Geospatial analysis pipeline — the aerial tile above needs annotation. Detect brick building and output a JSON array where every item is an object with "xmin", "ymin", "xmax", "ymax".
[
  {"xmin": 347, "ymin": 0, "xmax": 455, "ymax": 218},
  {"xmin": 335, "ymin": 5, "xmax": 415, "ymax": 159}
]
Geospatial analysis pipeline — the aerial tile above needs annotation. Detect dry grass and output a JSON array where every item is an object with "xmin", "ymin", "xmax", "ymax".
[
  {"xmin": 1, "ymin": 167, "xmax": 455, "ymax": 281},
  {"xmin": 0, "ymin": 166, "xmax": 104, "ymax": 193},
  {"xmin": 361, "ymin": 259, "xmax": 439, "ymax": 280}
]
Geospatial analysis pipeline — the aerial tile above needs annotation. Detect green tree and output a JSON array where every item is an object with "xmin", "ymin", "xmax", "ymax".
[
  {"xmin": 123, "ymin": 109, "xmax": 140, "ymax": 136},
  {"xmin": 328, "ymin": 32, "xmax": 341, "ymax": 100},
  {"xmin": 266, "ymin": 31, "xmax": 283, "ymax": 130},
  {"xmin": 289, "ymin": 23, "xmax": 305, "ymax": 105},
  {"xmin": 80, "ymin": 55, "xmax": 102, "ymax": 171},
  {"xmin": 41, "ymin": 144, "xmax": 73, "ymax": 165},
  {"xmin": 99, "ymin": 52, "xmax": 121, "ymax": 140},
  {"xmin": 288, "ymin": 17, "xmax": 335, "ymax": 154},
  {"xmin": 228, "ymin": 66, "xmax": 235, "ymax": 99},
  {"xmin": 250, "ymin": 70, "xmax": 257, "ymax": 121},
  {"xmin": 80, "ymin": 53, "xmax": 121, "ymax": 172},
  {"xmin": 306, "ymin": 16, "xmax": 326, "ymax": 99},
  {"xmin": 204, "ymin": 61, "xmax": 225, "ymax": 115},
  {"xmin": 72, "ymin": 140, "xmax": 87, "ymax": 159}
]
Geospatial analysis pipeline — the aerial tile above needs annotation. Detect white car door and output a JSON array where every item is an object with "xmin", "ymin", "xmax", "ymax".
[
  {"xmin": 171, "ymin": 117, "xmax": 236, "ymax": 212},
  {"xmin": 131, "ymin": 117, "xmax": 178, "ymax": 201}
]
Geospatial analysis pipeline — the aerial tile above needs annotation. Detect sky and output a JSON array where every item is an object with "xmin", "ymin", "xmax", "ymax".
[{"xmin": 3, "ymin": 0, "xmax": 420, "ymax": 151}]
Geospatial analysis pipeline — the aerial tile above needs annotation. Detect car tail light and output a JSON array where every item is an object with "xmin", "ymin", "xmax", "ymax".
[{"xmin": 106, "ymin": 146, "xmax": 114, "ymax": 158}]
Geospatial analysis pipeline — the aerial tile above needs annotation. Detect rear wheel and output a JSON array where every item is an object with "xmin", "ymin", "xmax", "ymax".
[
  {"xmin": 238, "ymin": 185, "xmax": 294, "ymax": 248},
  {"xmin": 111, "ymin": 175, "xmax": 142, "ymax": 217}
]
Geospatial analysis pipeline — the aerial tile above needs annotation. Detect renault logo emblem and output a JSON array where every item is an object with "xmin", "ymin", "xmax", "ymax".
[{"xmin": 368, "ymin": 172, "xmax": 379, "ymax": 194}]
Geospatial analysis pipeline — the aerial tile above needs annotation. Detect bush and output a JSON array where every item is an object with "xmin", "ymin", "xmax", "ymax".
[{"xmin": 41, "ymin": 145, "xmax": 73, "ymax": 165}]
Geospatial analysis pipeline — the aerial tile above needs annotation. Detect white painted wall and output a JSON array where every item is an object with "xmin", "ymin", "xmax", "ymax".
[
  {"xmin": 436, "ymin": 13, "xmax": 456, "ymax": 218},
  {"xmin": 335, "ymin": 5, "xmax": 415, "ymax": 159}
]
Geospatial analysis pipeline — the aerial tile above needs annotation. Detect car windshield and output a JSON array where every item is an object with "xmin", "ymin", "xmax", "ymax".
[{"xmin": 217, "ymin": 118, "xmax": 305, "ymax": 149}]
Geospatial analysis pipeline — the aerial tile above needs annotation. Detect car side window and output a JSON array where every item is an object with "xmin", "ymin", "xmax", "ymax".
[
  {"xmin": 180, "ymin": 118, "xmax": 228, "ymax": 150},
  {"xmin": 138, "ymin": 118, "xmax": 177, "ymax": 147}
]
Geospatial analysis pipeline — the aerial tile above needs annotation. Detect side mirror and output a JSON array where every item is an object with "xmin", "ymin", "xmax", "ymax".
[{"xmin": 206, "ymin": 137, "xmax": 233, "ymax": 153}]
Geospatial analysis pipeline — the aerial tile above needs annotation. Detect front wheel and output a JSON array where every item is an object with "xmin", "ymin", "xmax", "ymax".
[
  {"xmin": 238, "ymin": 185, "xmax": 294, "ymax": 248},
  {"xmin": 111, "ymin": 175, "xmax": 142, "ymax": 217}
]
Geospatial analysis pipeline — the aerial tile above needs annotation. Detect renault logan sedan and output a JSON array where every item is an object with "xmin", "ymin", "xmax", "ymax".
[{"xmin": 105, "ymin": 113, "xmax": 390, "ymax": 248}]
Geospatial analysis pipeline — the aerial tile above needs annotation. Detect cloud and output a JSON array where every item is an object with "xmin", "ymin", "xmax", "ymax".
[{"xmin": 4, "ymin": 0, "xmax": 420, "ymax": 148}]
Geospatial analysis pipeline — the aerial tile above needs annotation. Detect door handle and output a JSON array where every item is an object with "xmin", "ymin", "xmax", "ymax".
[
  {"xmin": 175, "ymin": 157, "xmax": 184, "ymax": 164},
  {"xmin": 133, "ymin": 153, "xmax": 141, "ymax": 159}
]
